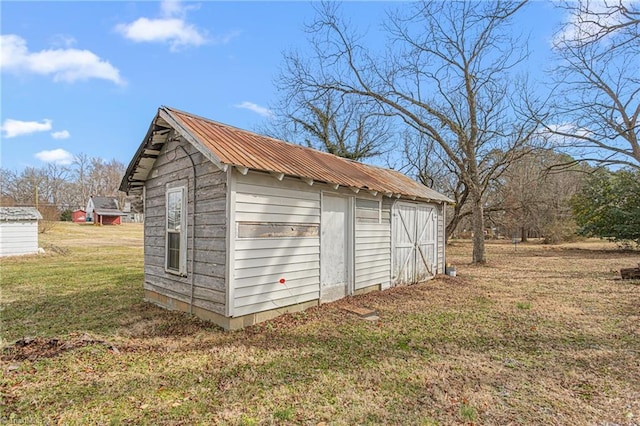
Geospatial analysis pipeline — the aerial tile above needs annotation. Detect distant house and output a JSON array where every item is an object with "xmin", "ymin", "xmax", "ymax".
[
  {"xmin": 71, "ymin": 209, "xmax": 86, "ymax": 223},
  {"xmin": 122, "ymin": 201, "xmax": 144, "ymax": 223},
  {"xmin": 0, "ymin": 207, "xmax": 42, "ymax": 257},
  {"xmin": 121, "ymin": 106, "xmax": 453, "ymax": 330},
  {"xmin": 86, "ymin": 196, "xmax": 126, "ymax": 225}
]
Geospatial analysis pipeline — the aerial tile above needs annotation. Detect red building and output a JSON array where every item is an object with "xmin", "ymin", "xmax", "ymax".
[
  {"xmin": 71, "ymin": 209, "xmax": 86, "ymax": 223},
  {"xmin": 86, "ymin": 196, "xmax": 127, "ymax": 225}
]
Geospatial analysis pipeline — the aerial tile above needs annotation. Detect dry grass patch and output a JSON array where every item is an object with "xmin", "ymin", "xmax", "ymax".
[{"xmin": 1, "ymin": 228, "xmax": 639, "ymax": 424}]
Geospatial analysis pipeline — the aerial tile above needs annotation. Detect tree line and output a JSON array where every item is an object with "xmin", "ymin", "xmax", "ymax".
[{"xmin": 0, "ymin": 154, "xmax": 127, "ymax": 220}]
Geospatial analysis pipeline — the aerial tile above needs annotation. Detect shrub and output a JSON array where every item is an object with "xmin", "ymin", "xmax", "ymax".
[
  {"xmin": 571, "ymin": 169, "xmax": 640, "ymax": 246},
  {"xmin": 60, "ymin": 209, "xmax": 72, "ymax": 222},
  {"xmin": 541, "ymin": 218, "xmax": 579, "ymax": 244}
]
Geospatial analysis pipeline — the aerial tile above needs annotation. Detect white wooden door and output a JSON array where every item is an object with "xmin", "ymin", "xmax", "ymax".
[
  {"xmin": 393, "ymin": 202, "xmax": 437, "ymax": 285},
  {"xmin": 415, "ymin": 205, "xmax": 437, "ymax": 282},
  {"xmin": 321, "ymin": 195, "xmax": 350, "ymax": 302}
]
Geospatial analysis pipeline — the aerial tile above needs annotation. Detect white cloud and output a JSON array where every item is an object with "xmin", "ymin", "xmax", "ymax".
[
  {"xmin": 235, "ymin": 101, "xmax": 274, "ymax": 118},
  {"xmin": 537, "ymin": 123, "xmax": 594, "ymax": 147},
  {"xmin": 0, "ymin": 34, "xmax": 124, "ymax": 85},
  {"xmin": 545, "ymin": 123, "xmax": 591, "ymax": 138},
  {"xmin": 553, "ymin": 1, "xmax": 639, "ymax": 47},
  {"xmin": 34, "ymin": 148, "xmax": 74, "ymax": 165},
  {"xmin": 115, "ymin": 18, "xmax": 206, "ymax": 50},
  {"xmin": 1, "ymin": 118, "xmax": 52, "ymax": 138},
  {"xmin": 115, "ymin": 0, "xmax": 207, "ymax": 51},
  {"xmin": 51, "ymin": 130, "xmax": 71, "ymax": 140},
  {"xmin": 161, "ymin": 0, "xmax": 187, "ymax": 18}
]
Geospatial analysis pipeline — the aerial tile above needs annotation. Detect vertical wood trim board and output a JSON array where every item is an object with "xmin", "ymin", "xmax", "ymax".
[{"xmin": 226, "ymin": 167, "xmax": 236, "ymax": 317}]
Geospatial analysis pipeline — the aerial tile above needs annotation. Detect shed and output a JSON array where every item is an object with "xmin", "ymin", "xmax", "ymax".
[
  {"xmin": 120, "ymin": 106, "xmax": 453, "ymax": 330},
  {"xmin": 72, "ymin": 209, "xmax": 86, "ymax": 223},
  {"xmin": 86, "ymin": 196, "xmax": 126, "ymax": 225},
  {"xmin": 0, "ymin": 207, "xmax": 43, "ymax": 257}
]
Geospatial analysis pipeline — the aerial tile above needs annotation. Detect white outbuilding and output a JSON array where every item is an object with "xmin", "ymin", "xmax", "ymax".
[
  {"xmin": 121, "ymin": 106, "xmax": 453, "ymax": 330},
  {"xmin": 0, "ymin": 207, "xmax": 43, "ymax": 257}
]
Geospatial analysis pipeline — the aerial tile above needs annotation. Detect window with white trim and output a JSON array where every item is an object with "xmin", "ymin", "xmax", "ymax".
[{"xmin": 166, "ymin": 186, "xmax": 187, "ymax": 275}]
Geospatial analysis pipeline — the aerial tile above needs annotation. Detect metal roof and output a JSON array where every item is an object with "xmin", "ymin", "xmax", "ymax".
[
  {"xmin": 91, "ymin": 196, "xmax": 119, "ymax": 210},
  {"xmin": 0, "ymin": 207, "xmax": 43, "ymax": 221},
  {"xmin": 121, "ymin": 106, "xmax": 453, "ymax": 203},
  {"xmin": 94, "ymin": 209, "xmax": 127, "ymax": 216}
]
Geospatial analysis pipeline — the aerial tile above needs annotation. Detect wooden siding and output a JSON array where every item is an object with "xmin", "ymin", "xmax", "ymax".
[
  {"xmin": 355, "ymin": 198, "xmax": 380, "ymax": 223},
  {"xmin": 232, "ymin": 172, "xmax": 321, "ymax": 317},
  {"xmin": 144, "ymin": 137, "xmax": 227, "ymax": 315},
  {"xmin": 0, "ymin": 221, "xmax": 39, "ymax": 257},
  {"xmin": 235, "ymin": 181, "xmax": 321, "ymax": 224},
  {"xmin": 354, "ymin": 198, "xmax": 391, "ymax": 290}
]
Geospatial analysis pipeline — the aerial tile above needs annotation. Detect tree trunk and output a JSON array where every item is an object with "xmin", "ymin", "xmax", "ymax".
[
  {"xmin": 471, "ymin": 192, "xmax": 486, "ymax": 264},
  {"xmin": 445, "ymin": 202, "xmax": 465, "ymax": 243},
  {"xmin": 445, "ymin": 217, "xmax": 458, "ymax": 244},
  {"xmin": 521, "ymin": 226, "xmax": 528, "ymax": 242}
]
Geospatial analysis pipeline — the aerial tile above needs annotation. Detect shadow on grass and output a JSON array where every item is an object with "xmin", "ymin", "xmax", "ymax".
[{"xmin": 525, "ymin": 247, "xmax": 640, "ymax": 259}]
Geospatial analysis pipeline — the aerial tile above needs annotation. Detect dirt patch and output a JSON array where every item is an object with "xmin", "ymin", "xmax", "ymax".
[
  {"xmin": 2, "ymin": 333, "xmax": 119, "ymax": 362},
  {"xmin": 40, "ymin": 243, "xmax": 70, "ymax": 256}
]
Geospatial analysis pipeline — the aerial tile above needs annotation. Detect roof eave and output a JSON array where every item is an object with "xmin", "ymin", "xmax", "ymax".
[
  {"xmin": 120, "ymin": 106, "xmax": 231, "ymax": 195},
  {"xmin": 119, "ymin": 112, "xmax": 159, "ymax": 194},
  {"xmin": 159, "ymin": 107, "xmax": 228, "ymax": 172}
]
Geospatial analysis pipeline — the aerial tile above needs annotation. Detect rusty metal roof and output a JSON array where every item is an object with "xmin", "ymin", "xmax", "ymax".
[{"xmin": 121, "ymin": 106, "xmax": 452, "ymax": 203}]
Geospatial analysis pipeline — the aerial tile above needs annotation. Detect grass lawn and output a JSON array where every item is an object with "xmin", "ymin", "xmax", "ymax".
[{"xmin": 1, "ymin": 222, "xmax": 639, "ymax": 424}]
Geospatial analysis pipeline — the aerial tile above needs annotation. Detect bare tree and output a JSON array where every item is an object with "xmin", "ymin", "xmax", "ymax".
[
  {"xmin": 73, "ymin": 153, "xmax": 92, "ymax": 207},
  {"xmin": 11, "ymin": 167, "xmax": 47, "ymax": 206},
  {"xmin": 543, "ymin": 0, "xmax": 639, "ymax": 169},
  {"xmin": 0, "ymin": 168, "xmax": 18, "ymax": 205},
  {"xmin": 44, "ymin": 163, "xmax": 71, "ymax": 208},
  {"xmin": 558, "ymin": 0, "xmax": 639, "ymax": 49},
  {"xmin": 401, "ymin": 130, "xmax": 446, "ymax": 191},
  {"xmin": 265, "ymin": 86, "xmax": 391, "ymax": 161},
  {"xmin": 0, "ymin": 156, "xmax": 127, "ymax": 214},
  {"xmin": 87, "ymin": 158, "xmax": 126, "ymax": 198},
  {"xmin": 492, "ymin": 150, "xmax": 587, "ymax": 243},
  {"xmin": 400, "ymin": 130, "xmax": 469, "ymax": 242},
  {"xmin": 282, "ymin": 1, "xmax": 541, "ymax": 263}
]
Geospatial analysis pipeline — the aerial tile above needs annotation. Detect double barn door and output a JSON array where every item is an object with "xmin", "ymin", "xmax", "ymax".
[{"xmin": 393, "ymin": 202, "xmax": 438, "ymax": 285}]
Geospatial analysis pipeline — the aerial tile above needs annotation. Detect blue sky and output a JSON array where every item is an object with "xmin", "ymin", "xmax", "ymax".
[{"xmin": 1, "ymin": 1, "xmax": 561, "ymax": 173}]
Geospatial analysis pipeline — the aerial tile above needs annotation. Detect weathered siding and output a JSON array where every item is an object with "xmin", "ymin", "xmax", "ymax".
[
  {"xmin": 144, "ymin": 137, "xmax": 227, "ymax": 315},
  {"xmin": 233, "ymin": 172, "xmax": 320, "ymax": 316},
  {"xmin": 0, "ymin": 222, "xmax": 39, "ymax": 257},
  {"xmin": 354, "ymin": 197, "xmax": 391, "ymax": 290}
]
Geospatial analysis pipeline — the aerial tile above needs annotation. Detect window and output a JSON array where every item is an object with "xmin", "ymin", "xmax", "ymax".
[{"xmin": 166, "ymin": 186, "xmax": 187, "ymax": 275}]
